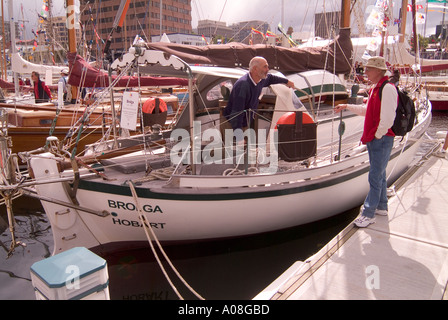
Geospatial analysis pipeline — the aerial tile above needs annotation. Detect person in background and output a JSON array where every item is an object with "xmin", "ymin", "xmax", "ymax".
[
  {"xmin": 334, "ymin": 56, "xmax": 398, "ymax": 228},
  {"xmin": 59, "ymin": 69, "xmax": 69, "ymax": 101},
  {"xmin": 389, "ymin": 69, "xmax": 400, "ymax": 86},
  {"xmin": 435, "ymin": 131, "xmax": 448, "ymax": 158},
  {"xmin": 31, "ymin": 71, "xmax": 52, "ymax": 103}
]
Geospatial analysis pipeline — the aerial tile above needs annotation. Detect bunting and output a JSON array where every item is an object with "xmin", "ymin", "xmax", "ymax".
[
  {"xmin": 201, "ymin": 34, "xmax": 209, "ymax": 45},
  {"xmin": 416, "ymin": 13, "xmax": 426, "ymax": 24},
  {"xmin": 251, "ymin": 28, "xmax": 266, "ymax": 40}
]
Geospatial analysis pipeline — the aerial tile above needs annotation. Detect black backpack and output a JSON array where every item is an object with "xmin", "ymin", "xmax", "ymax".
[{"xmin": 379, "ymin": 80, "xmax": 416, "ymax": 136}]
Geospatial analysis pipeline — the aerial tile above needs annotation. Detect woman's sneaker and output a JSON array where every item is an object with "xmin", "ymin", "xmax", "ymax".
[{"xmin": 354, "ymin": 215, "xmax": 375, "ymax": 228}]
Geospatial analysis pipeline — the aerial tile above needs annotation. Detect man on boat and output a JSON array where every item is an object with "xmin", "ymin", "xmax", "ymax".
[
  {"xmin": 223, "ymin": 56, "xmax": 295, "ymax": 132},
  {"xmin": 335, "ymin": 56, "xmax": 397, "ymax": 228},
  {"xmin": 31, "ymin": 71, "xmax": 52, "ymax": 103}
]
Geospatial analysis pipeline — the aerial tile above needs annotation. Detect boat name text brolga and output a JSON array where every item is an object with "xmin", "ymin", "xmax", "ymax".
[{"xmin": 107, "ymin": 200, "xmax": 163, "ymax": 213}]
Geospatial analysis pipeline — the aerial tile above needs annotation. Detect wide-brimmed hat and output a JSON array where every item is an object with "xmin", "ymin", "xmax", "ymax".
[
  {"xmin": 61, "ymin": 69, "xmax": 69, "ymax": 75},
  {"xmin": 365, "ymin": 56, "xmax": 387, "ymax": 71}
]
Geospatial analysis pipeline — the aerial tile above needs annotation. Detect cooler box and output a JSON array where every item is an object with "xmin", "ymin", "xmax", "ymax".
[
  {"xmin": 30, "ymin": 247, "xmax": 110, "ymax": 300},
  {"xmin": 276, "ymin": 111, "xmax": 317, "ymax": 162}
]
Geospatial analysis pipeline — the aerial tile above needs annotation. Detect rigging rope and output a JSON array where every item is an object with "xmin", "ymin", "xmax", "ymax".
[{"xmin": 128, "ymin": 181, "xmax": 205, "ymax": 300}]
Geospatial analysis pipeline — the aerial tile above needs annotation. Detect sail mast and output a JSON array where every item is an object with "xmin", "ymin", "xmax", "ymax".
[
  {"xmin": 7, "ymin": 0, "xmax": 19, "ymax": 95},
  {"xmin": 411, "ymin": 0, "xmax": 419, "ymax": 65},
  {"xmin": 399, "ymin": 0, "xmax": 408, "ymax": 43},
  {"xmin": 66, "ymin": 0, "xmax": 78, "ymax": 102},
  {"xmin": 103, "ymin": 0, "xmax": 131, "ymax": 58},
  {"xmin": 1, "ymin": 2, "xmax": 5, "ymax": 81},
  {"xmin": 340, "ymin": 0, "xmax": 350, "ymax": 28}
]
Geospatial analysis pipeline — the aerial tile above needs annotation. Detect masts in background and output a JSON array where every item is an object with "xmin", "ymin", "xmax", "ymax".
[
  {"xmin": 1, "ymin": 1, "xmax": 5, "ymax": 81},
  {"xmin": 411, "ymin": 0, "xmax": 419, "ymax": 66},
  {"xmin": 66, "ymin": 0, "xmax": 78, "ymax": 102},
  {"xmin": 340, "ymin": 0, "xmax": 350, "ymax": 28},
  {"xmin": 399, "ymin": 0, "xmax": 409, "ymax": 44},
  {"xmin": 7, "ymin": 0, "xmax": 18, "ymax": 95}
]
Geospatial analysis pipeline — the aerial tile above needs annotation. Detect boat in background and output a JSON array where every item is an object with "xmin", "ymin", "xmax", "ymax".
[{"xmin": 424, "ymin": 81, "xmax": 448, "ymax": 112}]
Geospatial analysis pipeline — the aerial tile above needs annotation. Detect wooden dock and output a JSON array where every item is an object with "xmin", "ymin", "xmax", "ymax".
[{"xmin": 255, "ymin": 150, "xmax": 448, "ymax": 300}]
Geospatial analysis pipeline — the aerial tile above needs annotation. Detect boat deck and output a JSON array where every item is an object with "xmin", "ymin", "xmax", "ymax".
[{"xmin": 255, "ymin": 151, "xmax": 448, "ymax": 300}]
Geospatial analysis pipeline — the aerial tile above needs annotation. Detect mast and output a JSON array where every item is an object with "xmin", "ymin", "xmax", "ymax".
[
  {"xmin": 340, "ymin": 0, "xmax": 350, "ymax": 28},
  {"xmin": 103, "ymin": 0, "xmax": 131, "ymax": 58},
  {"xmin": 7, "ymin": 0, "xmax": 19, "ymax": 96},
  {"xmin": 399, "ymin": 0, "xmax": 408, "ymax": 43},
  {"xmin": 66, "ymin": 0, "xmax": 78, "ymax": 102},
  {"xmin": 281, "ymin": 0, "xmax": 285, "ymax": 27},
  {"xmin": 411, "ymin": 0, "xmax": 419, "ymax": 65},
  {"xmin": 160, "ymin": 0, "xmax": 163, "ymax": 37},
  {"xmin": 441, "ymin": 0, "xmax": 447, "ymax": 58},
  {"xmin": 1, "ymin": 2, "xmax": 5, "ymax": 81}
]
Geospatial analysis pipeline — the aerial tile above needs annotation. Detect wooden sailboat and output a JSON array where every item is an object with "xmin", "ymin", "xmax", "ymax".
[
  {"xmin": 0, "ymin": 0, "xmax": 433, "ymax": 256},
  {"xmin": 0, "ymin": 0, "xmax": 104, "ymax": 155},
  {"xmin": 0, "ymin": 0, "xmax": 188, "ymax": 155}
]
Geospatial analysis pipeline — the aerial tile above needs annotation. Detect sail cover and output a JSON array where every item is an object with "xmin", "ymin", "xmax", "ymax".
[
  {"xmin": 67, "ymin": 52, "xmax": 190, "ymax": 88},
  {"xmin": 146, "ymin": 28, "xmax": 353, "ymax": 74}
]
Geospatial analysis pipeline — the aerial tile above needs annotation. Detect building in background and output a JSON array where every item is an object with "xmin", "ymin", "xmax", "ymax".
[
  {"xmin": 231, "ymin": 20, "xmax": 270, "ymax": 44},
  {"xmin": 197, "ymin": 20, "xmax": 233, "ymax": 43},
  {"xmin": 196, "ymin": 19, "xmax": 271, "ymax": 45},
  {"xmin": 80, "ymin": 0, "xmax": 192, "ymax": 57}
]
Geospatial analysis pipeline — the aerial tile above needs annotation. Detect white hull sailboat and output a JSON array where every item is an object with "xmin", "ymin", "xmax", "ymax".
[
  {"xmin": 0, "ymin": 0, "xmax": 432, "ymax": 256},
  {"xmin": 16, "ymin": 46, "xmax": 432, "ymax": 255}
]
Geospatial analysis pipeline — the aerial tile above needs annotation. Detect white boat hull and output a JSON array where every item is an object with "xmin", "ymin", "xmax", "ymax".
[{"xmin": 30, "ymin": 105, "xmax": 431, "ymax": 254}]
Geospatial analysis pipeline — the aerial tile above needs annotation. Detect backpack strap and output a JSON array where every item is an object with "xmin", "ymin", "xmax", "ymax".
[{"xmin": 378, "ymin": 79, "xmax": 389, "ymax": 101}]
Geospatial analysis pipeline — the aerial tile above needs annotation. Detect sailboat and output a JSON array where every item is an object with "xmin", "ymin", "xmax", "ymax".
[
  {"xmin": 15, "ymin": 51, "xmax": 430, "ymax": 255},
  {"xmin": 0, "ymin": 0, "xmax": 432, "ymax": 256}
]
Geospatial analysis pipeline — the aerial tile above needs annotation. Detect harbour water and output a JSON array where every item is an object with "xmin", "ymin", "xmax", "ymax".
[{"xmin": 0, "ymin": 112, "xmax": 446, "ymax": 300}]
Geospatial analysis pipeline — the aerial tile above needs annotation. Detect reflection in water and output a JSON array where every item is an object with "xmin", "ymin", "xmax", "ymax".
[
  {"xmin": 0, "ymin": 198, "xmax": 53, "ymax": 300},
  {"xmin": 103, "ymin": 208, "xmax": 359, "ymax": 300}
]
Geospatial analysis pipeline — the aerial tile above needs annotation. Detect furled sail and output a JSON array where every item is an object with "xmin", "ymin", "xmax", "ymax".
[
  {"xmin": 67, "ymin": 52, "xmax": 190, "ymax": 88},
  {"xmin": 11, "ymin": 52, "xmax": 65, "ymax": 75},
  {"xmin": 145, "ymin": 28, "xmax": 353, "ymax": 74},
  {"xmin": 104, "ymin": 0, "xmax": 132, "ymax": 55}
]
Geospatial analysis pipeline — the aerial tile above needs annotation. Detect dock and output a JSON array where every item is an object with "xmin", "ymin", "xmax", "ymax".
[{"xmin": 255, "ymin": 150, "xmax": 448, "ymax": 300}]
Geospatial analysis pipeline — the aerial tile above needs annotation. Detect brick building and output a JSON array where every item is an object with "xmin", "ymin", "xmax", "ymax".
[{"xmin": 80, "ymin": 0, "xmax": 192, "ymax": 55}]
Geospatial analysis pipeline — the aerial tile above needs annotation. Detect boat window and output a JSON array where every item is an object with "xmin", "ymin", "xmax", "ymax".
[{"xmin": 206, "ymin": 81, "xmax": 233, "ymax": 101}]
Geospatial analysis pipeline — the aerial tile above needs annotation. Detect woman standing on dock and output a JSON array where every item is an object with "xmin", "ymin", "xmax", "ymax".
[{"xmin": 335, "ymin": 56, "xmax": 398, "ymax": 228}]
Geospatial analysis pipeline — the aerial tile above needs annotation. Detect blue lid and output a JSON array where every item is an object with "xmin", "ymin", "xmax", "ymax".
[{"xmin": 31, "ymin": 247, "xmax": 107, "ymax": 288}]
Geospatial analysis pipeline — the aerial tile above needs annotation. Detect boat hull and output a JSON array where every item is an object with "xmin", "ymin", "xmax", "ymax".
[
  {"xmin": 7, "ymin": 127, "xmax": 103, "ymax": 154},
  {"xmin": 30, "ymin": 106, "xmax": 430, "ymax": 254},
  {"xmin": 429, "ymin": 98, "xmax": 448, "ymax": 112}
]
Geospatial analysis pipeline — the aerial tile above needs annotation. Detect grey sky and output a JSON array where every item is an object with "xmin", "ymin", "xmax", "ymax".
[{"xmin": 8, "ymin": 0, "xmax": 447, "ymax": 39}]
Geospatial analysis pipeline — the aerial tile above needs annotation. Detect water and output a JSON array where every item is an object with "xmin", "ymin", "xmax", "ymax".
[{"xmin": 0, "ymin": 113, "xmax": 446, "ymax": 300}]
